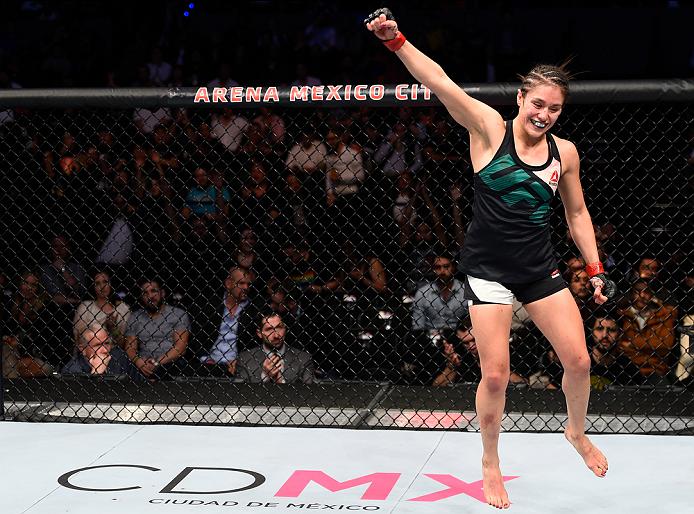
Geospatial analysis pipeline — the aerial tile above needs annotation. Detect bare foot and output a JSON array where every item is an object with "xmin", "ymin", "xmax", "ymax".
[
  {"xmin": 564, "ymin": 428, "xmax": 608, "ymax": 477},
  {"xmin": 482, "ymin": 459, "xmax": 511, "ymax": 509}
]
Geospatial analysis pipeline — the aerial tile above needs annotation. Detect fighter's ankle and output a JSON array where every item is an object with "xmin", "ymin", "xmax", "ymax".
[{"xmin": 482, "ymin": 457, "xmax": 501, "ymax": 467}]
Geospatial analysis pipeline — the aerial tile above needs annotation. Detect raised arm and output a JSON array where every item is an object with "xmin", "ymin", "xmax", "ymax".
[{"xmin": 364, "ymin": 8, "xmax": 503, "ymax": 143}]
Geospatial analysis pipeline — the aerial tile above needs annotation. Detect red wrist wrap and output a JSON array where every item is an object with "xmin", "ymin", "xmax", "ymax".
[
  {"xmin": 383, "ymin": 32, "xmax": 406, "ymax": 52},
  {"xmin": 585, "ymin": 262, "xmax": 604, "ymax": 277}
]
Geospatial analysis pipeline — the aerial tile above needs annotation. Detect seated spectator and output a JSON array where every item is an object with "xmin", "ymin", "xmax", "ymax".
[
  {"xmin": 62, "ymin": 326, "xmax": 141, "ymax": 379},
  {"xmin": 73, "ymin": 271, "xmax": 131, "ymax": 349},
  {"xmin": 631, "ymin": 255, "xmax": 672, "ymax": 302},
  {"xmin": 374, "ymin": 121, "xmax": 423, "ymax": 178},
  {"xmin": 618, "ymin": 279, "xmax": 678, "ymax": 384},
  {"xmin": 282, "ymin": 133, "xmax": 329, "ymax": 243},
  {"xmin": 199, "ymin": 267, "xmax": 258, "ymax": 376},
  {"xmin": 95, "ymin": 193, "xmax": 137, "ymax": 279},
  {"xmin": 41, "ymin": 234, "xmax": 87, "ymax": 308},
  {"xmin": 403, "ymin": 253, "xmax": 469, "ymax": 384},
  {"xmin": 2, "ymin": 271, "xmax": 54, "ymax": 377},
  {"xmin": 133, "ymin": 106, "xmax": 172, "ymax": 136},
  {"xmin": 588, "ymin": 314, "xmax": 643, "ymax": 390},
  {"xmin": 339, "ymin": 241, "xmax": 389, "ymax": 298},
  {"xmin": 182, "ymin": 166, "xmax": 231, "ymax": 222},
  {"xmin": 252, "ymin": 107, "xmax": 286, "ymax": 146},
  {"xmin": 633, "ymin": 255, "xmax": 660, "ymax": 283},
  {"xmin": 236, "ymin": 312, "xmax": 314, "ymax": 384},
  {"xmin": 411, "ymin": 252, "xmax": 467, "ymax": 333},
  {"xmin": 529, "ymin": 348, "xmax": 564, "ymax": 390},
  {"xmin": 565, "ymin": 256, "xmax": 586, "ymax": 275},
  {"xmin": 325, "ymin": 128, "xmax": 365, "ymax": 214},
  {"xmin": 565, "ymin": 267, "xmax": 600, "ymax": 321},
  {"xmin": 566, "ymin": 267, "xmax": 590, "ymax": 303},
  {"xmin": 282, "ymin": 241, "xmax": 340, "ymax": 295},
  {"xmin": 238, "ymin": 162, "xmax": 278, "ymax": 230},
  {"xmin": 124, "ymin": 278, "xmax": 191, "ymax": 380},
  {"xmin": 285, "ymin": 131, "xmax": 328, "ymax": 176},
  {"xmin": 210, "ymin": 108, "xmax": 248, "ymax": 155},
  {"xmin": 391, "ymin": 180, "xmax": 451, "ymax": 293},
  {"xmin": 265, "ymin": 277, "xmax": 301, "ymax": 319},
  {"xmin": 230, "ymin": 225, "xmax": 274, "ymax": 283},
  {"xmin": 675, "ymin": 315, "xmax": 694, "ymax": 386},
  {"xmin": 432, "ymin": 325, "xmax": 480, "ymax": 386},
  {"xmin": 264, "ymin": 277, "xmax": 312, "ymax": 350},
  {"xmin": 674, "ymin": 266, "xmax": 694, "ymax": 385}
]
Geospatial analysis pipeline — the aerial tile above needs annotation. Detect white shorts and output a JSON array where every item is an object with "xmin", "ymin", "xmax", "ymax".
[{"xmin": 464, "ymin": 272, "xmax": 566, "ymax": 305}]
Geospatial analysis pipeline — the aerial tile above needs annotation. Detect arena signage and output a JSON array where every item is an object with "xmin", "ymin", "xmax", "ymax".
[
  {"xmin": 57, "ymin": 465, "xmax": 518, "ymax": 505},
  {"xmin": 193, "ymin": 84, "xmax": 432, "ymax": 103}
]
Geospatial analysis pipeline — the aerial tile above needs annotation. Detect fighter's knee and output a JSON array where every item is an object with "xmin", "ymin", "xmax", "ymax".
[
  {"xmin": 564, "ymin": 352, "xmax": 591, "ymax": 376},
  {"xmin": 481, "ymin": 369, "xmax": 510, "ymax": 393}
]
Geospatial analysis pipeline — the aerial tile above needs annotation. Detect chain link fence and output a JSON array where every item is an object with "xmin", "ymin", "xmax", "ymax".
[{"xmin": 1, "ymin": 81, "xmax": 692, "ymax": 432}]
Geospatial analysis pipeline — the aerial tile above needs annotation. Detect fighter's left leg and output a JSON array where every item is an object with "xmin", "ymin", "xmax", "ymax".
[{"xmin": 524, "ymin": 288, "xmax": 608, "ymax": 477}]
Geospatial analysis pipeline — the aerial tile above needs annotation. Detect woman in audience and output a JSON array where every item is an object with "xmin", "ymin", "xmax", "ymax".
[{"xmin": 73, "ymin": 270, "xmax": 131, "ymax": 349}]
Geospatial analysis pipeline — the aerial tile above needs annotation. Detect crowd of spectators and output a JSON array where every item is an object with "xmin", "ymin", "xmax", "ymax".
[{"xmin": 0, "ymin": 100, "xmax": 692, "ymax": 390}]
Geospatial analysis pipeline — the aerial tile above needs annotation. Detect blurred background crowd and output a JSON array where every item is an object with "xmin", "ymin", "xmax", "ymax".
[{"xmin": 0, "ymin": 0, "xmax": 692, "ymax": 388}]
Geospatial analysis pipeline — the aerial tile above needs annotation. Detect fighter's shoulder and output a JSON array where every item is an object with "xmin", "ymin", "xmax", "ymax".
[
  {"xmin": 552, "ymin": 135, "xmax": 579, "ymax": 171},
  {"xmin": 552, "ymin": 135, "xmax": 578, "ymax": 159}
]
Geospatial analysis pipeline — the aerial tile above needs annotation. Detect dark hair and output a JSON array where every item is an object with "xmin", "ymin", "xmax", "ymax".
[
  {"xmin": 636, "ymin": 255, "xmax": 660, "ymax": 268},
  {"xmin": 433, "ymin": 248, "xmax": 456, "ymax": 264},
  {"xmin": 518, "ymin": 62, "xmax": 573, "ymax": 99},
  {"xmin": 591, "ymin": 307, "xmax": 617, "ymax": 324},
  {"xmin": 257, "ymin": 309, "xmax": 283, "ymax": 329},
  {"xmin": 137, "ymin": 276, "xmax": 161, "ymax": 292},
  {"xmin": 90, "ymin": 269, "xmax": 115, "ymax": 300}
]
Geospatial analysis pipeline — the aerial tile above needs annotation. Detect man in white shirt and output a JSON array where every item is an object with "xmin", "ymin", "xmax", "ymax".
[{"xmin": 210, "ymin": 108, "xmax": 248, "ymax": 154}]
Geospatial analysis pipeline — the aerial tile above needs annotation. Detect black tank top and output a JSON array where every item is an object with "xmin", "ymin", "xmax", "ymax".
[{"xmin": 460, "ymin": 120, "xmax": 562, "ymax": 282}]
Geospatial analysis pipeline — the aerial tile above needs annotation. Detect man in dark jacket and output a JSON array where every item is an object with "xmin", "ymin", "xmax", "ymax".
[
  {"xmin": 63, "ymin": 326, "xmax": 141, "ymax": 380},
  {"xmin": 236, "ymin": 312, "xmax": 314, "ymax": 384}
]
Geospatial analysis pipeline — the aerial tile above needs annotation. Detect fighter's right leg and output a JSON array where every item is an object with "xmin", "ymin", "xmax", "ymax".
[{"xmin": 470, "ymin": 303, "xmax": 514, "ymax": 509}]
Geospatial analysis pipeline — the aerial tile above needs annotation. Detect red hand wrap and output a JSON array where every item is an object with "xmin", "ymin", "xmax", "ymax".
[
  {"xmin": 585, "ymin": 262, "xmax": 604, "ymax": 278},
  {"xmin": 383, "ymin": 32, "xmax": 406, "ymax": 52}
]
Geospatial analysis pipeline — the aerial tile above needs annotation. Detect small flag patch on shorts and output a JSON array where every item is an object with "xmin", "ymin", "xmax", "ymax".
[{"xmin": 551, "ymin": 269, "xmax": 560, "ymax": 278}]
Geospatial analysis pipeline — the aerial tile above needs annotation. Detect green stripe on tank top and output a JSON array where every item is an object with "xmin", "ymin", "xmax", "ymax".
[
  {"xmin": 527, "ymin": 180, "xmax": 552, "ymax": 202},
  {"xmin": 481, "ymin": 153, "xmax": 553, "ymax": 225},
  {"xmin": 480, "ymin": 154, "xmax": 516, "ymax": 175},
  {"xmin": 529, "ymin": 203, "xmax": 551, "ymax": 225}
]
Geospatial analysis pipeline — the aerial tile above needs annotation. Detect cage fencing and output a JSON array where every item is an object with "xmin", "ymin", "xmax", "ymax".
[{"xmin": 0, "ymin": 80, "xmax": 692, "ymax": 432}]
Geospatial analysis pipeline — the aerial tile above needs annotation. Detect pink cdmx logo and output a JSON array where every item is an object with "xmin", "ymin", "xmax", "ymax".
[{"xmin": 58, "ymin": 466, "xmax": 519, "ymax": 504}]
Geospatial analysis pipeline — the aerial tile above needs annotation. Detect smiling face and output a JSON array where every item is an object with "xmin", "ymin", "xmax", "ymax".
[{"xmin": 517, "ymin": 83, "xmax": 565, "ymax": 136}]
